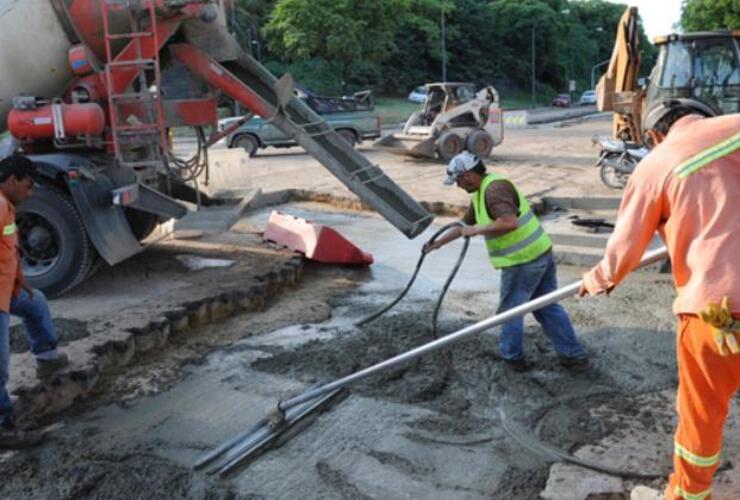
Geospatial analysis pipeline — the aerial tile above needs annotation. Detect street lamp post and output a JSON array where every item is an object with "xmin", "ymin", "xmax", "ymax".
[
  {"xmin": 531, "ymin": 26, "xmax": 536, "ymax": 107},
  {"xmin": 441, "ymin": 4, "xmax": 447, "ymax": 83},
  {"xmin": 591, "ymin": 58, "xmax": 610, "ymax": 90}
]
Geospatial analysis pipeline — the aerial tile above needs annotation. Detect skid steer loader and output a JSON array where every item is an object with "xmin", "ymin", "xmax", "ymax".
[{"xmin": 375, "ymin": 83, "xmax": 504, "ymax": 161}]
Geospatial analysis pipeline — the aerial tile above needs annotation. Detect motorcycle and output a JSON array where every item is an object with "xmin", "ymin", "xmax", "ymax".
[{"xmin": 591, "ymin": 135, "xmax": 649, "ymax": 189}]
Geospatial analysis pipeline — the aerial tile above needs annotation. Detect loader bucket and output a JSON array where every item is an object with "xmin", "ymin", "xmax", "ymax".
[{"xmin": 374, "ymin": 133, "xmax": 437, "ymax": 159}]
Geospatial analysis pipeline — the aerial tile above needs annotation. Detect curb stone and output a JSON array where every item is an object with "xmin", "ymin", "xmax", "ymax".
[{"xmin": 8, "ymin": 255, "xmax": 305, "ymax": 426}]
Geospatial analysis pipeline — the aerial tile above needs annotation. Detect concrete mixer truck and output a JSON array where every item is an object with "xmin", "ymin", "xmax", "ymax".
[{"xmin": 0, "ymin": 0, "xmax": 433, "ymax": 297}]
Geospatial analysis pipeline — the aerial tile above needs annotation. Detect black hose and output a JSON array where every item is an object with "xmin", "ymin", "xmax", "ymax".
[{"xmin": 355, "ymin": 221, "xmax": 470, "ymax": 336}]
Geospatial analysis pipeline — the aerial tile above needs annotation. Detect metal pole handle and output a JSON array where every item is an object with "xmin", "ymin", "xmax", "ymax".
[{"xmin": 280, "ymin": 246, "xmax": 669, "ymax": 411}]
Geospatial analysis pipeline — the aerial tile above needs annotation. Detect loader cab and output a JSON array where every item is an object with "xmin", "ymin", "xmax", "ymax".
[
  {"xmin": 421, "ymin": 83, "xmax": 477, "ymax": 123},
  {"xmin": 645, "ymin": 31, "xmax": 740, "ymax": 120}
]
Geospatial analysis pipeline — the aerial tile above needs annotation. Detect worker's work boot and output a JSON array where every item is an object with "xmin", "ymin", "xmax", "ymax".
[
  {"xmin": 559, "ymin": 355, "xmax": 590, "ymax": 373},
  {"xmin": 630, "ymin": 486, "xmax": 665, "ymax": 500},
  {"xmin": 36, "ymin": 352, "xmax": 69, "ymax": 379}
]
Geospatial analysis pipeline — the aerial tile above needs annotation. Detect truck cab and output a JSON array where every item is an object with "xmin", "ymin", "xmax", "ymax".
[
  {"xmin": 223, "ymin": 90, "xmax": 381, "ymax": 155},
  {"xmin": 645, "ymin": 31, "xmax": 739, "ymax": 118}
]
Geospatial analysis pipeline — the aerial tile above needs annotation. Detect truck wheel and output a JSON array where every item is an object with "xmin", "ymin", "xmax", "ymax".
[
  {"xmin": 337, "ymin": 129, "xmax": 357, "ymax": 148},
  {"xmin": 466, "ymin": 130, "xmax": 494, "ymax": 157},
  {"xmin": 233, "ymin": 134, "xmax": 259, "ymax": 157},
  {"xmin": 436, "ymin": 131, "xmax": 464, "ymax": 162},
  {"xmin": 16, "ymin": 185, "xmax": 95, "ymax": 297}
]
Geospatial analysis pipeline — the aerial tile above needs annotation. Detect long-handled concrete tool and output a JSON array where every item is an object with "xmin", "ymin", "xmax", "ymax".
[{"xmin": 196, "ymin": 246, "xmax": 669, "ymax": 476}]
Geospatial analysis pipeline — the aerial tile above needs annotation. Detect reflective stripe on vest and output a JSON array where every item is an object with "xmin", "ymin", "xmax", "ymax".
[
  {"xmin": 2, "ymin": 223, "xmax": 16, "ymax": 236},
  {"xmin": 472, "ymin": 173, "xmax": 551, "ymax": 269},
  {"xmin": 673, "ymin": 131, "xmax": 740, "ymax": 179}
]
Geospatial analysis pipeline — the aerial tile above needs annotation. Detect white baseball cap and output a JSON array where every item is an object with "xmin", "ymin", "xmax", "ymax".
[{"xmin": 444, "ymin": 151, "xmax": 480, "ymax": 185}]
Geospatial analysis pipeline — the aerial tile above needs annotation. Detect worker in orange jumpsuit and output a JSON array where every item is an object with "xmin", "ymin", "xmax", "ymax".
[
  {"xmin": 579, "ymin": 106, "xmax": 739, "ymax": 500},
  {"xmin": 0, "ymin": 155, "xmax": 69, "ymax": 448}
]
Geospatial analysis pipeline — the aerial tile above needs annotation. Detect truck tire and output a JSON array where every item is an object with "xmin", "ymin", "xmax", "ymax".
[
  {"xmin": 337, "ymin": 129, "xmax": 358, "ymax": 148},
  {"xmin": 16, "ymin": 185, "xmax": 96, "ymax": 298},
  {"xmin": 233, "ymin": 134, "xmax": 259, "ymax": 157},
  {"xmin": 436, "ymin": 131, "xmax": 464, "ymax": 162},
  {"xmin": 465, "ymin": 130, "xmax": 494, "ymax": 158}
]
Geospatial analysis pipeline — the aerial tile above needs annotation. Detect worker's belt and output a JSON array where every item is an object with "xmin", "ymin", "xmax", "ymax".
[
  {"xmin": 2, "ymin": 223, "xmax": 16, "ymax": 236},
  {"xmin": 699, "ymin": 296, "xmax": 740, "ymax": 356}
]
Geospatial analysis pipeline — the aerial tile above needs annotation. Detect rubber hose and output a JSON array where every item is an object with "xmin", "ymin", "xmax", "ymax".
[{"xmin": 354, "ymin": 221, "xmax": 470, "ymax": 335}]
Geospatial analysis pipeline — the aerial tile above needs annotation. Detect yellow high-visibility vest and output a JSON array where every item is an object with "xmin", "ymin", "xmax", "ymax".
[{"xmin": 472, "ymin": 173, "xmax": 551, "ymax": 269}]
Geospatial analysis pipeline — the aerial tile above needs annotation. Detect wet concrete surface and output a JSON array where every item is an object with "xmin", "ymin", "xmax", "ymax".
[{"xmin": 0, "ymin": 206, "xmax": 689, "ymax": 499}]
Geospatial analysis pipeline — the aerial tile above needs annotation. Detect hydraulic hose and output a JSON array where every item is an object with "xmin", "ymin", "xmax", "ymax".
[{"xmin": 355, "ymin": 221, "xmax": 470, "ymax": 336}]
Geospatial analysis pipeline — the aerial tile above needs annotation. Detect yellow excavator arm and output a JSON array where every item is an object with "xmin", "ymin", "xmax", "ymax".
[{"xmin": 596, "ymin": 7, "xmax": 643, "ymax": 143}]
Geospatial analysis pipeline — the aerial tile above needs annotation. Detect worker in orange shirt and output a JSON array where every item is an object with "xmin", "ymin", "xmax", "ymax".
[
  {"xmin": 0, "ymin": 155, "xmax": 69, "ymax": 448},
  {"xmin": 579, "ymin": 105, "xmax": 739, "ymax": 500}
]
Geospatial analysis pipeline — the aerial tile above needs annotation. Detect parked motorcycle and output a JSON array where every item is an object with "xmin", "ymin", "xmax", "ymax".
[{"xmin": 591, "ymin": 135, "xmax": 649, "ymax": 189}]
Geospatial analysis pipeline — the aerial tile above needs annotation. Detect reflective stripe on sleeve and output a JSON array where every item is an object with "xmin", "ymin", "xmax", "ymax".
[{"xmin": 673, "ymin": 132, "xmax": 740, "ymax": 179}]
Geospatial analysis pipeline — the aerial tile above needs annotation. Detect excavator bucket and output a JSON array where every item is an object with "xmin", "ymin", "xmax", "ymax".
[
  {"xmin": 374, "ymin": 133, "xmax": 437, "ymax": 159},
  {"xmin": 170, "ymin": 44, "xmax": 433, "ymax": 239}
]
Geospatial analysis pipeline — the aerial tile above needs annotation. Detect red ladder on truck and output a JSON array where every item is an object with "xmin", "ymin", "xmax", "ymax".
[{"xmin": 100, "ymin": 0, "xmax": 167, "ymax": 169}]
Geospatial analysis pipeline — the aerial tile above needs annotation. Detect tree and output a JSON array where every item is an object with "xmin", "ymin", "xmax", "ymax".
[
  {"xmin": 681, "ymin": 0, "xmax": 740, "ymax": 31},
  {"xmin": 265, "ymin": 0, "xmax": 410, "ymax": 90}
]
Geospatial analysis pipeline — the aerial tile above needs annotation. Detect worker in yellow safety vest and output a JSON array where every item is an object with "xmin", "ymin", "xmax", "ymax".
[{"xmin": 426, "ymin": 152, "xmax": 589, "ymax": 372}]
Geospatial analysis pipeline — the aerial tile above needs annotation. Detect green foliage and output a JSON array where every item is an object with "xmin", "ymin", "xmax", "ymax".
[
  {"xmin": 680, "ymin": 0, "xmax": 740, "ymax": 31},
  {"xmin": 265, "ymin": 0, "xmax": 409, "ymax": 86},
  {"xmin": 242, "ymin": 0, "xmax": 658, "ymax": 101}
]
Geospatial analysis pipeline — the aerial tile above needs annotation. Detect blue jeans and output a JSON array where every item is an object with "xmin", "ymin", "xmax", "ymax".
[
  {"xmin": 497, "ymin": 251, "xmax": 586, "ymax": 361},
  {"xmin": 0, "ymin": 289, "xmax": 58, "ymax": 425}
]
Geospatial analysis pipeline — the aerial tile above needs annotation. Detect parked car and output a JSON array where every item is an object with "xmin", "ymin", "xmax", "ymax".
[
  {"xmin": 551, "ymin": 94, "xmax": 571, "ymax": 107},
  {"xmin": 579, "ymin": 90, "xmax": 597, "ymax": 105},
  {"xmin": 407, "ymin": 86, "xmax": 429, "ymax": 103},
  {"xmin": 222, "ymin": 92, "xmax": 381, "ymax": 156}
]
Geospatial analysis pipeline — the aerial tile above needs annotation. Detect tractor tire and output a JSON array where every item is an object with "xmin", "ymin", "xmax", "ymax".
[
  {"xmin": 233, "ymin": 134, "xmax": 259, "ymax": 157},
  {"xmin": 337, "ymin": 129, "xmax": 358, "ymax": 148},
  {"xmin": 16, "ymin": 185, "xmax": 96, "ymax": 298},
  {"xmin": 465, "ymin": 130, "xmax": 494, "ymax": 158},
  {"xmin": 436, "ymin": 131, "xmax": 464, "ymax": 162}
]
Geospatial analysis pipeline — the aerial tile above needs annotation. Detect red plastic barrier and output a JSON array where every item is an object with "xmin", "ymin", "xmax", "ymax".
[{"xmin": 263, "ymin": 211, "xmax": 374, "ymax": 265}]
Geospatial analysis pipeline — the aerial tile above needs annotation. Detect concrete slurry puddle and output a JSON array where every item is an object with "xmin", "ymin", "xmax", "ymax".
[{"xmin": 0, "ymin": 204, "xmax": 682, "ymax": 499}]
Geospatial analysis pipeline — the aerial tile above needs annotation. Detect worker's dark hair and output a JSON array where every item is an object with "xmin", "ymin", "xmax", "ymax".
[
  {"xmin": 471, "ymin": 160, "xmax": 487, "ymax": 176},
  {"xmin": 652, "ymin": 107, "xmax": 699, "ymax": 136},
  {"xmin": 0, "ymin": 155, "xmax": 36, "ymax": 183}
]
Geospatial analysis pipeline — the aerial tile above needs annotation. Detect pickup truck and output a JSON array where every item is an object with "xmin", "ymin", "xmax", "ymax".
[{"xmin": 221, "ymin": 91, "xmax": 382, "ymax": 156}]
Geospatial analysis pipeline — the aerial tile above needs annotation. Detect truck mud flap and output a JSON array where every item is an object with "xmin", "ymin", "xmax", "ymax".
[{"xmin": 67, "ymin": 174, "xmax": 143, "ymax": 266}]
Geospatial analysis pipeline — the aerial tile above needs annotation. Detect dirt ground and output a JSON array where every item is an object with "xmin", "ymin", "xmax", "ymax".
[
  {"xmin": 189, "ymin": 114, "xmax": 617, "ymax": 207},
  {"xmin": 1, "ymin": 118, "xmax": 738, "ymax": 499}
]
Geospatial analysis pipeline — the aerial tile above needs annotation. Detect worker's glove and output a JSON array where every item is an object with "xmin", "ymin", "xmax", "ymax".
[
  {"xmin": 700, "ymin": 297, "xmax": 740, "ymax": 356},
  {"xmin": 423, "ymin": 241, "xmax": 440, "ymax": 254}
]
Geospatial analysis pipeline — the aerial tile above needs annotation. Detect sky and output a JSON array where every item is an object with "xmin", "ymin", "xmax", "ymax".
[{"xmin": 606, "ymin": 0, "xmax": 684, "ymax": 41}]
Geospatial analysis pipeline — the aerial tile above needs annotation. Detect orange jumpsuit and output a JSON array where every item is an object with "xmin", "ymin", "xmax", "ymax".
[
  {"xmin": 0, "ymin": 192, "xmax": 22, "ymax": 313},
  {"xmin": 582, "ymin": 114, "xmax": 740, "ymax": 500}
]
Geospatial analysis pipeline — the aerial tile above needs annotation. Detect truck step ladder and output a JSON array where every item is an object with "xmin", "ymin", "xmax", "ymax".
[{"xmin": 100, "ymin": 0, "xmax": 167, "ymax": 170}]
